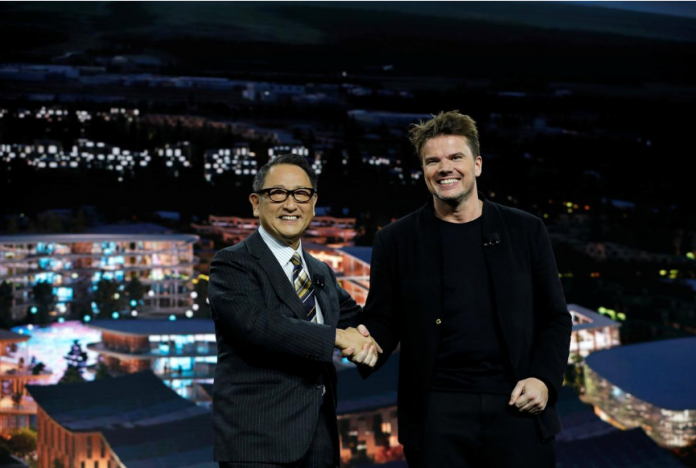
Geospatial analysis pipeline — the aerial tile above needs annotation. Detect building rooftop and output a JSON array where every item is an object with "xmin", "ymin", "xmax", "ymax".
[
  {"xmin": 338, "ymin": 247, "xmax": 373, "ymax": 265},
  {"xmin": 87, "ymin": 223, "xmax": 174, "ymax": 235},
  {"xmin": 88, "ymin": 319, "xmax": 215, "ymax": 337},
  {"xmin": 556, "ymin": 428, "xmax": 685, "ymax": 468},
  {"xmin": 26, "ymin": 371, "xmax": 206, "ymax": 432},
  {"xmin": 0, "ymin": 232, "xmax": 198, "ymax": 244},
  {"xmin": 336, "ymin": 353, "xmax": 399, "ymax": 415},
  {"xmin": 568, "ymin": 303, "xmax": 620, "ymax": 331},
  {"xmin": 0, "ymin": 453, "xmax": 26, "ymax": 468},
  {"xmin": 0, "ymin": 328, "xmax": 30, "ymax": 342},
  {"xmin": 199, "ymin": 383, "xmax": 213, "ymax": 401},
  {"xmin": 585, "ymin": 337, "xmax": 696, "ymax": 410},
  {"xmin": 101, "ymin": 412, "xmax": 215, "ymax": 468}
]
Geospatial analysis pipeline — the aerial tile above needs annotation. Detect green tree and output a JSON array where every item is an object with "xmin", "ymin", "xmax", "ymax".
[
  {"xmin": 6, "ymin": 428, "xmax": 36, "ymax": 458},
  {"xmin": 70, "ymin": 278, "xmax": 93, "ymax": 319},
  {"xmin": 92, "ymin": 277, "xmax": 124, "ymax": 318},
  {"xmin": 65, "ymin": 340, "xmax": 87, "ymax": 372},
  {"xmin": 37, "ymin": 212, "xmax": 63, "ymax": 233},
  {"xmin": 6, "ymin": 216, "xmax": 19, "ymax": 234},
  {"xmin": 31, "ymin": 362, "xmax": 46, "ymax": 376},
  {"xmin": 71, "ymin": 208, "xmax": 88, "ymax": 233},
  {"xmin": 95, "ymin": 361, "xmax": 113, "ymax": 380},
  {"xmin": 31, "ymin": 282, "xmax": 54, "ymax": 325},
  {"xmin": 124, "ymin": 275, "xmax": 147, "ymax": 308},
  {"xmin": 0, "ymin": 281, "xmax": 14, "ymax": 329},
  {"xmin": 58, "ymin": 365, "xmax": 85, "ymax": 385},
  {"xmin": 193, "ymin": 277, "xmax": 211, "ymax": 318}
]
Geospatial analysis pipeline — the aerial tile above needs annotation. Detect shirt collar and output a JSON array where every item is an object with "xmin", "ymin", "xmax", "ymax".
[{"xmin": 258, "ymin": 225, "xmax": 303, "ymax": 267}]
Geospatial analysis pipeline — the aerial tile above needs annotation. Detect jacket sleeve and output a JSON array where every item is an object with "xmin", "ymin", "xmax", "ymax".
[
  {"xmin": 528, "ymin": 218, "xmax": 572, "ymax": 403},
  {"xmin": 209, "ymin": 249, "xmax": 336, "ymax": 363},
  {"xmin": 358, "ymin": 231, "xmax": 402, "ymax": 378},
  {"xmin": 326, "ymin": 264, "xmax": 363, "ymax": 330}
]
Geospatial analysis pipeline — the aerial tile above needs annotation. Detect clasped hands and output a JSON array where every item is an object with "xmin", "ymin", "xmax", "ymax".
[{"xmin": 335, "ymin": 324, "xmax": 382, "ymax": 368}]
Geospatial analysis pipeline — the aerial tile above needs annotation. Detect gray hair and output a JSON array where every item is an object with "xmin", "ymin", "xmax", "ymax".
[{"xmin": 252, "ymin": 153, "xmax": 318, "ymax": 192}]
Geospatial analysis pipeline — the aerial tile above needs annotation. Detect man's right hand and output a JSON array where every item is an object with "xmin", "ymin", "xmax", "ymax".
[{"xmin": 336, "ymin": 326, "xmax": 382, "ymax": 367}]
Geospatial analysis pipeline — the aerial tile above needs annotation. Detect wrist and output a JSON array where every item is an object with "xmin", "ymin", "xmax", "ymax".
[{"xmin": 335, "ymin": 328, "xmax": 347, "ymax": 348}]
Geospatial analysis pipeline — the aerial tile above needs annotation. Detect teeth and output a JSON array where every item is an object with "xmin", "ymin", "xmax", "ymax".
[
  {"xmin": 439, "ymin": 179, "xmax": 458, "ymax": 185},
  {"xmin": 281, "ymin": 216, "xmax": 298, "ymax": 220}
]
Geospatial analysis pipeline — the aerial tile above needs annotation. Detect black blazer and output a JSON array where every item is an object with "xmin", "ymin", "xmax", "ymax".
[
  {"xmin": 209, "ymin": 231, "xmax": 361, "ymax": 464},
  {"xmin": 360, "ymin": 196, "xmax": 572, "ymax": 447}
]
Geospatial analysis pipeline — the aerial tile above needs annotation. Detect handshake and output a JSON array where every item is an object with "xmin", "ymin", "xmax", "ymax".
[{"xmin": 335, "ymin": 325, "xmax": 382, "ymax": 368}]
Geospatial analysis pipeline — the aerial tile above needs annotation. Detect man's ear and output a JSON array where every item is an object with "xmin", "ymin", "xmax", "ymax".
[{"xmin": 249, "ymin": 193, "xmax": 260, "ymax": 217}]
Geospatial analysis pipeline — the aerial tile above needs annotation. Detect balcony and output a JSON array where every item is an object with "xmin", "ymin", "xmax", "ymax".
[{"xmin": 87, "ymin": 341, "xmax": 217, "ymax": 359}]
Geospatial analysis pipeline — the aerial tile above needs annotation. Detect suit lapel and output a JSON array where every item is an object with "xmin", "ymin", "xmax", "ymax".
[
  {"xmin": 245, "ymin": 231, "xmax": 307, "ymax": 321},
  {"xmin": 303, "ymin": 252, "xmax": 335, "ymax": 325},
  {"xmin": 481, "ymin": 199, "xmax": 516, "ymax": 351},
  {"xmin": 416, "ymin": 204, "xmax": 444, "ymax": 323}
]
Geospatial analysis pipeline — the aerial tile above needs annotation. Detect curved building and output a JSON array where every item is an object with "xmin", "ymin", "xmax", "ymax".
[
  {"xmin": 85, "ymin": 319, "xmax": 216, "ymax": 401},
  {"xmin": 583, "ymin": 337, "xmax": 696, "ymax": 448},
  {"xmin": 0, "ymin": 233, "xmax": 199, "ymax": 320}
]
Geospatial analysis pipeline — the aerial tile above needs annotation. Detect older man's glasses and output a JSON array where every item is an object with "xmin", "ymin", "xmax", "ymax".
[{"xmin": 256, "ymin": 188, "xmax": 316, "ymax": 203}]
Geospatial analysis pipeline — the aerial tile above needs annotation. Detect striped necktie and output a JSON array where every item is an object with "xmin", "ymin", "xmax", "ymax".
[{"xmin": 290, "ymin": 252, "xmax": 317, "ymax": 322}]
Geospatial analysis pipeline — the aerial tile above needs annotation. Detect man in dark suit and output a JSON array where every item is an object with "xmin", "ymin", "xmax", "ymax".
[
  {"xmin": 350, "ymin": 111, "xmax": 572, "ymax": 467},
  {"xmin": 209, "ymin": 154, "xmax": 381, "ymax": 468}
]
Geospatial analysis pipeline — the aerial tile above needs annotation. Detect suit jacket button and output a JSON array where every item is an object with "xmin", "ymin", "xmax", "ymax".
[{"xmin": 435, "ymin": 319, "xmax": 442, "ymax": 325}]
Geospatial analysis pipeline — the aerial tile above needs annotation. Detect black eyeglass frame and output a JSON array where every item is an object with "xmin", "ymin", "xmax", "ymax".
[{"xmin": 255, "ymin": 187, "xmax": 317, "ymax": 203}]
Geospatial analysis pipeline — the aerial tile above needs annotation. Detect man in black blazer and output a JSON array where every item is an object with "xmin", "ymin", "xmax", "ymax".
[
  {"xmin": 351, "ymin": 111, "xmax": 572, "ymax": 467},
  {"xmin": 209, "ymin": 154, "xmax": 381, "ymax": 468}
]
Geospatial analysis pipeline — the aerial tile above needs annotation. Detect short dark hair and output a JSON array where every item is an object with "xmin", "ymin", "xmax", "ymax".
[
  {"xmin": 252, "ymin": 153, "xmax": 318, "ymax": 192},
  {"xmin": 409, "ymin": 110, "xmax": 480, "ymax": 163}
]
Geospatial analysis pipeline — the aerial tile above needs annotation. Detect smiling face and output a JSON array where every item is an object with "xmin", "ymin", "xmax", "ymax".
[
  {"xmin": 249, "ymin": 164, "xmax": 317, "ymax": 250},
  {"xmin": 421, "ymin": 135, "xmax": 482, "ymax": 210}
]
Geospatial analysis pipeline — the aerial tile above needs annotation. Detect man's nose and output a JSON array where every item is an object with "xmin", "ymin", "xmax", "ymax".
[
  {"xmin": 438, "ymin": 160, "xmax": 453, "ymax": 173},
  {"xmin": 282, "ymin": 197, "xmax": 299, "ymax": 210}
]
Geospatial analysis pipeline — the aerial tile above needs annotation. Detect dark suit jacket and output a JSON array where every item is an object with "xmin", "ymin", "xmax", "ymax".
[
  {"xmin": 209, "ymin": 230, "xmax": 361, "ymax": 464},
  {"xmin": 360, "ymin": 196, "xmax": 572, "ymax": 448}
]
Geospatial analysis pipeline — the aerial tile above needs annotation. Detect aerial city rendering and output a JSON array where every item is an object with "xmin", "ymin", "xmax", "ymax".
[{"xmin": 1, "ymin": 2, "xmax": 696, "ymax": 468}]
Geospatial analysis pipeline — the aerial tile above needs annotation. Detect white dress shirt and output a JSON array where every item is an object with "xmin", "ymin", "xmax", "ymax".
[{"xmin": 258, "ymin": 226, "xmax": 324, "ymax": 324}]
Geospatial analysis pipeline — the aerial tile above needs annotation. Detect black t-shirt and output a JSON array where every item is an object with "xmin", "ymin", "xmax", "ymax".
[{"xmin": 430, "ymin": 216, "xmax": 515, "ymax": 395}]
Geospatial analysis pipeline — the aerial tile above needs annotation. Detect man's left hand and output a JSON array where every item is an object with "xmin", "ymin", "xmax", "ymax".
[{"xmin": 509, "ymin": 378, "xmax": 548, "ymax": 414}]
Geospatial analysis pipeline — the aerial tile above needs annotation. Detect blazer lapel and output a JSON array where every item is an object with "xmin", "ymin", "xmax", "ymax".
[
  {"xmin": 245, "ymin": 231, "xmax": 307, "ymax": 320},
  {"xmin": 481, "ymin": 198, "xmax": 517, "ymax": 353},
  {"xmin": 416, "ymin": 204, "xmax": 444, "ymax": 321},
  {"xmin": 303, "ymin": 252, "xmax": 335, "ymax": 325}
]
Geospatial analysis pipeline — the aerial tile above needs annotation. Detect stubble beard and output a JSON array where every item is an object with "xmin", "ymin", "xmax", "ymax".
[{"xmin": 434, "ymin": 181, "xmax": 475, "ymax": 208}]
